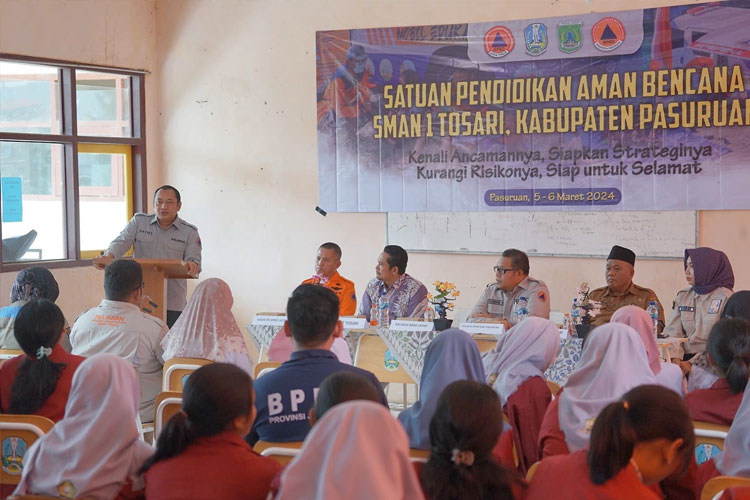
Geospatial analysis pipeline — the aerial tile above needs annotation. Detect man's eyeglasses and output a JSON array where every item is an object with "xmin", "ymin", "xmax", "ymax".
[{"xmin": 493, "ymin": 266, "xmax": 517, "ymax": 274}]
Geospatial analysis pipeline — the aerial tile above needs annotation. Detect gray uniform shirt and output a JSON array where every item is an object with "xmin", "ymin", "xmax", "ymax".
[
  {"xmin": 663, "ymin": 286, "xmax": 732, "ymax": 358},
  {"xmin": 106, "ymin": 213, "xmax": 202, "ymax": 311},
  {"xmin": 469, "ymin": 276, "xmax": 551, "ymax": 325}
]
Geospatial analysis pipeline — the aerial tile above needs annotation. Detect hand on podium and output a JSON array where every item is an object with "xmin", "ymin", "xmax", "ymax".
[
  {"xmin": 93, "ymin": 252, "xmax": 115, "ymax": 270},
  {"xmin": 183, "ymin": 260, "xmax": 199, "ymax": 277}
]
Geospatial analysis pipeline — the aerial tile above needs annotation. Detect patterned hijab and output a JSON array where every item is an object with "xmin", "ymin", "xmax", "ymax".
[
  {"xmin": 483, "ymin": 317, "xmax": 560, "ymax": 407},
  {"xmin": 398, "ymin": 329, "xmax": 485, "ymax": 449},
  {"xmin": 685, "ymin": 247, "xmax": 734, "ymax": 295},
  {"xmin": 10, "ymin": 267, "xmax": 59, "ymax": 302},
  {"xmin": 13, "ymin": 354, "xmax": 153, "ymax": 499},
  {"xmin": 558, "ymin": 323, "xmax": 656, "ymax": 452},
  {"xmin": 162, "ymin": 278, "xmax": 252, "ymax": 373}
]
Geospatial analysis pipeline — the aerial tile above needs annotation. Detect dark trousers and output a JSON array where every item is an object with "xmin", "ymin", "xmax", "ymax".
[{"xmin": 166, "ymin": 310, "xmax": 182, "ymax": 328}]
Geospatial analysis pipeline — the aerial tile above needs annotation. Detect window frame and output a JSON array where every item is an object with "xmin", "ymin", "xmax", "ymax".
[{"xmin": 0, "ymin": 54, "xmax": 148, "ymax": 271}]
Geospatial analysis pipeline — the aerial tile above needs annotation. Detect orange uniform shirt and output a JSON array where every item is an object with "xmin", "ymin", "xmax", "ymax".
[{"xmin": 302, "ymin": 271, "xmax": 357, "ymax": 316}]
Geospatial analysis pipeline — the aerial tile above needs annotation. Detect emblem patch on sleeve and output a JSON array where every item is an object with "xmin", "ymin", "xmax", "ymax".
[
  {"xmin": 538, "ymin": 291, "xmax": 547, "ymax": 302},
  {"xmin": 708, "ymin": 299, "xmax": 723, "ymax": 314}
]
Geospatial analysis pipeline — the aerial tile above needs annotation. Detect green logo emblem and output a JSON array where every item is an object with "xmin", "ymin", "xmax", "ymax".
[{"xmin": 558, "ymin": 21, "xmax": 583, "ymax": 54}]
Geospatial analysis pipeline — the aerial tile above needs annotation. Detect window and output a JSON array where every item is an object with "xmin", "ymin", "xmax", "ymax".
[{"xmin": 0, "ymin": 56, "xmax": 147, "ymax": 269}]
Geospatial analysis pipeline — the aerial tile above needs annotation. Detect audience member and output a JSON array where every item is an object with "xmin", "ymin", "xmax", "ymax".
[
  {"xmin": 0, "ymin": 300, "xmax": 85, "ymax": 422},
  {"xmin": 586, "ymin": 245, "xmax": 664, "ymax": 327},
  {"xmin": 398, "ymin": 329, "xmax": 485, "ymax": 450},
  {"xmin": 685, "ymin": 318, "xmax": 750, "ymax": 426},
  {"xmin": 483, "ymin": 317, "xmax": 559, "ymax": 474},
  {"xmin": 12, "ymin": 354, "xmax": 153, "ymax": 500},
  {"xmin": 359, "ymin": 245, "xmax": 428, "ymax": 322},
  {"xmin": 142, "ymin": 363, "xmax": 280, "ymax": 500},
  {"xmin": 723, "ymin": 291, "xmax": 750, "ymax": 320},
  {"xmin": 527, "ymin": 385, "xmax": 695, "ymax": 500},
  {"xmin": 247, "ymin": 284, "xmax": 386, "ymax": 445},
  {"xmin": 696, "ymin": 379, "xmax": 750, "ymax": 495},
  {"xmin": 302, "ymin": 242, "xmax": 356, "ymax": 315},
  {"xmin": 0, "ymin": 267, "xmax": 64, "ymax": 350},
  {"xmin": 420, "ymin": 380, "xmax": 516, "ymax": 500},
  {"xmin": 539, "ymin": 323, "xmax": 656, "ymax": 457},
  {"xmin": 70, "ymin": 259, "xmax": 167, "ymax": 423},
  {"xmin": 310, "ymin": 371, "xmax": 380, "ymax": 425},
  {"xmin": 275, "ymin": 400, "xmax": 425, "ymax": 500},
  {"xmin": 469, "ymin": 248, "xmax": 550, "ymax": 328},
  {"xmin": 664, "ymin": 247, "xmax": 734, "ymax": 375},
  {"xmin": 611, "ymin": 305, "xmax": 686, "ymax": 395},
  {"xmin": 161, "ymin": 278, "xmax": 253, "ymax": 374}
]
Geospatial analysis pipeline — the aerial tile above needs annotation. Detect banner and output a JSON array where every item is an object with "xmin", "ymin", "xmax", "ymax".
[{"xmin": 316, "ymin": 2, "xmax": 750, "ymax": 212}]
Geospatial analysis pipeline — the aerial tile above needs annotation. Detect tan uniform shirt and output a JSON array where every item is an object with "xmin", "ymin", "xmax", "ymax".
[
  {"xmin": 663, "ymin": 286, "xmax": 732, "ymax": 358},
  {"xmin": 469, "ymin": 276, "xmax": 550, "ymax": 325},
  {"xmin": 587, "ymin": 282, "xmax": 665, "ymax": 327}
]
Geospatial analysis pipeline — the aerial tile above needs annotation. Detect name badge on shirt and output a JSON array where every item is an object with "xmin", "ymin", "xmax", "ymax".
[
  {"xmin": 708, "ymin": 299, "xmax": 723, "ymax": 315},
  {"xmin": 678, "ymin": 306, "xmax": 695, "ymax": 312}
]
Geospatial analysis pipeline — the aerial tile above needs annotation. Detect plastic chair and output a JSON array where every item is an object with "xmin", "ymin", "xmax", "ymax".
[
  {"xmin": 694, "ymin": 421, "xmax": 729, "ymax": 465},
  {"xmin": 162, "ymin": 357, "xmax": 212, "ymax": 392},
  {"xmin": 153, "ymin": 391, "xmax": 183, "ymax": 442},
  {"xmin": 254, "ymin": 361, "xmax": 281, "ymax": 379},
  {"xmin": 546, "ymin": 380, "xmax": 561, "ymax": 397},
  {"xmin": 526, "ymin": 461, "xmax": 541, "ymax": 481},
  {"xmin": 253, "ymin": 440, "xmax": 303, "ymax": 465},
  {"xmin": 0, "ymin": 415, "xmax": 55, "ymax": 490},
  {"xmin": 0, "ymin": 350, "xmax": 23, "ymax": 362},
  {"xmin": 409, "ymin": 448, "xmax": 430, "ymax": 463},
  {"xmin": 353, "ymin": 333, "xmax": 415, "ymax": 409},
  {"xmin": 1, "ymin": 230, "xmax": 37, "ymax": 262},
  {"xmin": 472, "ymin": 334, "xmax": 497, "ymax": 354},
  {"xmin": 701, "ymin": 476, "xmax": 750, "ymax": 500}
]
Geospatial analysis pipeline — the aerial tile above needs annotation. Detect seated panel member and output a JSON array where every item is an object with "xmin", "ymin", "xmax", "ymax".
[
  {"xmin": 359, "ymin": 245, "xmax": 428, "ymax": 322},
  {"xmin": 248, "ymin": 285, "xmax": 387, "ymax": 445},
  {"xmin": 469, "ymin": 248, "xmax": 550, "ymax": 329},
  {"xmin": 587, "ymin": 245, "xmax": 665, "ymax": 327},
  {"xmin": 70, "ymin": 259, "xmax": 167, "ymax": 423},
  {"xmin": 301, "ymin": 242, "xmax": 356, "ymax": 316}
]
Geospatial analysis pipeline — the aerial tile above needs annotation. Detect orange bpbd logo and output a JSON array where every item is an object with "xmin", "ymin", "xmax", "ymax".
[
  {"xmin": 484, "ymin": 26, "xmax": 514, "ymax": 58},
  {"xmin": 591, "ymin": 17, "xmax": 625, "ymax": 51}
]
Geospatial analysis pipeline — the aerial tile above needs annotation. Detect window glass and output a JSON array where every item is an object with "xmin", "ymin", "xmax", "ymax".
[
  {"xmin": 1, "ymin": 142, "xmax": 65, "ymax": 262},
  {"xmin": 0, "ymin": 61, "xmax": 60, "ymax": 134},
  {"xmin": 76, "ymin": 70, "xmax": 131, "ymax": 137}
]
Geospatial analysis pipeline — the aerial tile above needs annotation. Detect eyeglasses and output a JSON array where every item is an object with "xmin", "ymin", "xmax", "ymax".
[{"xmin": 493, "ymin": 266, "xmax": 517, "ymax": 274}]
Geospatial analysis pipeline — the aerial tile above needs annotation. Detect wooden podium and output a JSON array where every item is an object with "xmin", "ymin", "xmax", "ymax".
[{"xmin": 135, "ymin": 259, "xmax": 196, "ymax": 322}]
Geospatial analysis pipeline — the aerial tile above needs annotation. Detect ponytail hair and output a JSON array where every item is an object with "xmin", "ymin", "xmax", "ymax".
[
  {"xmin": 8, "ymin": 299, "xmax": 66, "ymax": 414},
  {"xmin": 588, "ymin": 385, "xmax": 694, "ymax": 485},
  {"xmin": 707, "ymin": 318, "xmax": 750, "ymax": 394},
  {"xmin": 421, "ymin": 380, "xmax": 515, "ymax": 500},
  {"xmin": 140, "ymin": 363, "xmax": 253, "ymax": 473}
]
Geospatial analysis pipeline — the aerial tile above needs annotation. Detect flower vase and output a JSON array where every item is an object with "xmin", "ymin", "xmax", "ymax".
[
  {"xmin": 575, "ymin": 323, "xmax": 593, "ymax": 341},
  {"xmin": 433, "ymin": 318, "xmax": 453, "ymax": 331}
]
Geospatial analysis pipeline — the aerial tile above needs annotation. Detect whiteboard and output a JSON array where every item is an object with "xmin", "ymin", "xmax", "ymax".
[{"xmin": 387, "ymin": 211, "xmax": 698, "ymax": 259}]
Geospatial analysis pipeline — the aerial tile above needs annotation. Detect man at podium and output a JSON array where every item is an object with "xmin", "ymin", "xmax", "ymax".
[{"xmin": 92, "ymin": 185, "xmax": 202, "ymax": 327}]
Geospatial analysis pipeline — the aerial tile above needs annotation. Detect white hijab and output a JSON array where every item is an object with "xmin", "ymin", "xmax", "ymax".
[
  {"xmin": 276, "ymin": 400, "xmax": 424, "ymax": 500},
  {"xmin": 558, "ymin": 323, "xmax": 657, "ymax": 452},
  {"xmin": 14, "ymin": 354, "xmax": 153, "ymax": 500},
  {"xmin": 483, "ymin": 317, "xmax": 560, "ymax": 406},
  {"xmin": 715, "ymin": 381, "xmax": 750, "ymax": 476},
  {"xmin": 162, "ymin": 278, "xmax": 253, "ymax": 374}
]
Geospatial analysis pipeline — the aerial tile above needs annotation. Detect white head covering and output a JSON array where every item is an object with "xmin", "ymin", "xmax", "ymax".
[
  {"xmin": 276, "ymin": 400, "xmax": 425, "ymax": 500},
  {"xmin": 483, "ymin": 317, "xmax": 560, "ymax": 406},
  {"xmin": 162, "ymin": 278, "xmax": 253, "ymax": 373},
  {"xmin": 14, "ymin": 354, "xmax": 153, "ymax": 500},
  {"xmin": 558, "ymin": 323, "xmax": 657, "ymax": 452},
  {"xmin": 715, "ymin": 382, "xmax": 750, "ymax": 476}
]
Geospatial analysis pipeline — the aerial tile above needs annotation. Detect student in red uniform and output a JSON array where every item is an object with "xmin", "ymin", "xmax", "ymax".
[
  {"xmin": 685, "ymin": 318, "xmax": 750, "ymax": 425},
  {"xmin": 143, "ymin": 363, "xmax": 280, "ymax": 500},
  {"xmin": 527, "ymin": 385, "xmax": 695, "ymax": 500},
  {"xmin": 420, "ymin": 380, "xmax": 517, "ymax": 500},
  {"xmin": 482, "ymin": 317, "xmax": 559, "ymax": 474},
  {"xmin": 0, "ymin": 299, "xmax": 85, "ymax": 421},
  {"xmin": 695, "ymin": 378, "xmax": 750, "ymax": 496}
]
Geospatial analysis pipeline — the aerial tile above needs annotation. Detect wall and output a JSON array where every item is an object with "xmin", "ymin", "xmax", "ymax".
[{"xmin": 2, "ymin": 0, "xmax": 749, "ymax": 331}]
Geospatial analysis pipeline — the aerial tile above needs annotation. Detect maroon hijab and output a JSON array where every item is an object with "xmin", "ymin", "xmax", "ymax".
[{"xmin": 685, "ymin": 247, "xmax": 734, "ymax": 295}]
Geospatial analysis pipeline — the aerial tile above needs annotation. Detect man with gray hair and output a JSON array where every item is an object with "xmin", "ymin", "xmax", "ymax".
[{"xmin": 469, "ymin": 248, "xmax": 550, "ymax": 329}]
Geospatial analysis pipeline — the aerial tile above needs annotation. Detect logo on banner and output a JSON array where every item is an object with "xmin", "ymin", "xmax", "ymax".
[
  {"xmin": 484, "ymin": 26, "xmax": 514, "ymax": 58},
  {"xmin": 557, "ymin": 21, "xmax": 583, "ymax": 53},
  {"xmin": 524, "ymin": 23, "xmax": 548, "ymax": 55},
  {"xmin": 592, "ymin": 17, "xmax": 625, "ymax": 51}
]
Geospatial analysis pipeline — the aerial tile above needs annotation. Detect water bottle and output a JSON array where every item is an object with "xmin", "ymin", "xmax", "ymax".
[
  {"xmin": 369, "ymin": 303, "xmax": 378, "ymax": 327},
  {"xmin": 423, "ymin": 307, "xmax": 435, "ymax": 323},
  {"xmin": 516, "ymin": 296, "xmax": 529, "ymax": 323},
  {"xmin": 571, "ymin": 298, "xmax": 582, "ymax": 325},
  {"xmin": 563, "ymin": 313, "xmax": 574, "ymax": 337},
  {"xmin": 378, "ymin": 291, "xmax": 390, "ymax": 328},
  {"xmin": 647, "ymin": 301, "xmax": 659, "ymax": 337},
  {"xmin": 510, "ymin": 299, "xmax": 519, "ymax": 324}
]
